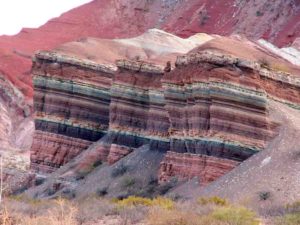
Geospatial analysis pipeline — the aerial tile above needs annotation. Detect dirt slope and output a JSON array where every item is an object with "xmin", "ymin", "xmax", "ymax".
[{"xmin": 173, "ymin": 101, "xmax": 300, "ymax": 213}]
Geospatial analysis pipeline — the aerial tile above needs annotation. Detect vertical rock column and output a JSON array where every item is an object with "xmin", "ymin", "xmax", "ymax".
[
  {"xmin": 159, "ymin": 52, "xmax": 277, "ymax": 184},
  {"xmin": 30, "ymin": 52, "xmax": 115, "ymax": 173},
  {"xmin": 107, "ymin": 60, "xmax": 170, "ymax": 154}
]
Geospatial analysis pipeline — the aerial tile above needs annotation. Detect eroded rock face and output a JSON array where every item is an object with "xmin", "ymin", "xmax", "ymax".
[
  {"xmin": 159, "ymin": 152, "xmax": 239, "ymax": 185},
  {"xmin": 30, "ymin": 53, "xmax": 113, "ymax": 173},
  {"xmin": 30, "ymin": 31, "xmax": 300, "ymax": 186}
]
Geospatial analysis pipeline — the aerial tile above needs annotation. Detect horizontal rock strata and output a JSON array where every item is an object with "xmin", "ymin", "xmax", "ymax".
[
  {"xmin": 159, "ymin": 52, "xmax": 278, "ymax": 183},
  {"xmin": 159, "ymin": 151, "xmax": 239, "ymax": 185},
  {"xmin": 30, "ymin": 52, "xmax": 112, "ymax": 173},
  {"xmin": 108, "ymin": 60, "xmax": 170, "ymax": 152},
  {"xmin": 31, "ymin": 41, "xmax": 300, "ymax": 185}
]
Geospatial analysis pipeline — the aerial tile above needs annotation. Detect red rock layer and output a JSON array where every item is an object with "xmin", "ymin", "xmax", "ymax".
[
  {"xmin": 30, "ymin": 52, "xmax": 114, "ymax": 172},
  {"xmin": 31, "ymin": 131, "xmax": 92, "ymax": 173},
  {"xmin": 163, "ymin": 62, "xmax": 276, "ymax": 152},
  {"xmin": 157, "ymin": 51, "xmax": 280, "ymax": 184},
  {"xmin": 107, "ymin": 144, "xmax": 133, "ymax": 164},
  {"xmin": 108, "ymin": 60, "xmax": 169, "ymax": 150},
  {"xmin": 159, "ymin": 151, "xmax": 238, "ymax": 185}
]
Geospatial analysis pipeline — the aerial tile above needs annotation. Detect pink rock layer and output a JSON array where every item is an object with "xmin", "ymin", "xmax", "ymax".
[
  {"xmin": 30, "ymin": 131, "xmax": 92, "ymax": 173},
  {"xmin": 107, "ymin": 144, "xmax": 133, "ymax": 164},
  {"xmin": 159, "ymin": 151, "xmax": 239, "ymax": 185}
]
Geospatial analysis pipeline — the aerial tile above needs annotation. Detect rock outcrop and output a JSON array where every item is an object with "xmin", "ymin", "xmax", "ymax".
[
  {"xmin": 31, "ymin": 31, "xmax": 300, "ymax": 186},
  {"xmin": 30, "ymin": 52, "xmax": 114, "ymax": 172},
  {"xmin": 30, "ymin": 30, "xmax": 211, "ymax": 173}
]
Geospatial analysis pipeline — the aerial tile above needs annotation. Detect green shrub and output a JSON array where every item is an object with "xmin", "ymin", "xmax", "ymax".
[{"xmin": 258, "ymin": 191, "xmax": 271, "ymax": 201}]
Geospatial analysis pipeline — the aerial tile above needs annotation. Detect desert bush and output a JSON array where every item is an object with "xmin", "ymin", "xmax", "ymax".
[
  {"xmin": 122, "ymin": 177, "xmax": 136, "ymax": 188},
  {"xmin": 115, "ymin": 196, "xmax": 175, "ymax": 209},
  {"xmin": 75, "ymin": 166, "xmax": 94, "ymax": 180},
  {"xmin": 276, "ymin": 213, "xmax": 300, "ymax": 225},
  {"xmin": 111, "ymin": 163, "xmax": 128, "ymax": 178},
  {"xmin": 286, "ymin": 201, "xmax": 300, "ymax": 213},
  {"xmin": 147, "ymin": 208, "xmax": 204, "ymax": 225},
  {"xmin": 258, "ymin": 191, "xmax": 271, "ymax": 201},
  {"xmin": 116, "ymin": 196, "xmax": 153, "ymax": 207},
  {"xmin": 35, "ymin": 177, "xmax": 46, "ymax": 186},
  {"xmin": 151, "ymin": 197, "xmax": 175, "ymax": 210},
  {"xmin": 61, "ymin": 188, "xmax": 76, "ymax": 199},
  {"xmin": 76, "ymin": 197, "xmax": 118, "ymax": 223},
  {"xmin": 147, "ymin": 207, "xmax": 239, "ymax": 225},
  {"xmin": 92, "ymin": 159, "xmax": 102, "ymax": 168},
  {"xmin": 11, "ymin": 198, "xmax": 78, "ymax": 225},
  {"xmin": 198, "ymin": 196, "xmax": 228, "ymax": 206},
  {"xmin": 256, "ymin": 11, "xmax": 264, "ymax": 16},
  {"xmin": 157, "ymin": 177, "xmax": 178, "ymax": 195},
  {"xmin": 275, "ymin": 201, "xmax": 300, "ymax": 225},
  {"xmin": 96, "ymin": 187, "xmax": 108, "ymax": 197},
  {"xmin": 212, "ymin": 206, "xmax": 259, "ymax": 225}
]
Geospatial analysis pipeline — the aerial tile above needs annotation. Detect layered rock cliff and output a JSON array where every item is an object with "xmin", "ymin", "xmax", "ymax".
[
  {"xmin": 30, "ymin": 29, "xmax": 211, "ymax": 173},
  {"xmin": 30, "ymin": 30, "xmax": 300, "ymax": 187},
  {"xmin": 30, "ymin": 52, "xmax": 114, "ymax": 172}
]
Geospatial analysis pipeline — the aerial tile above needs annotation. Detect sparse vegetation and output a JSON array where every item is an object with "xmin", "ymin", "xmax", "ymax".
[
  {"xmin": 111, "ymin": 163, "xmax": 128, "ymax": 178},
  {"xmin": 96, "ymin": 187, "xmax": 108, "ymax": 197},
  {"xmin": 258, "ymin": 191, "xmax": 271, "ymax": 201},
  {"xmin": 157, "ymin": 177, "xmax": 178, "ymax": 195},
  {"xmin": 34, "ymin": 177, "xmax": 45, "ymax": 186},
  {"xmin": 212, "ymin": 206, "xmax": 259, "ymax": 225},
  {"xmin": 92, "ymin": 159, "xmax": 102, "ymax": 168},
  {"xmin": 75, "ymin": 166, "xmax": 94, "ymax": 180},
  {"xmin": 198, "ymin": 196, "xmax": 228, "ymax": 206},
  {"xmin": 256, "ymin": 10, "xmax": 264, "ymax": 16},
  {"xmin": 258, "ymin": 58, "xmax": 270, "ymax": 69},
  {"xmin": 276, "ymin": 213, "xmax": 300, "ymax": 225},
  {"xmin": 115, "ymin": 196, "xmax": 175, "ymax": 209},
  {"xmin": 122, "ymin": 176, "xmax": 136, "ymax": 188},
  {"xmin": 147, "ymin": 204, "xmax": 259, "ymax": 225}
]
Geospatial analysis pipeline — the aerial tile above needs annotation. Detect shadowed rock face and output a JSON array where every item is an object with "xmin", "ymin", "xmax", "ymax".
[{"xmin": 30, "ymin": 31, "xmax": 300, "ymax": 186}]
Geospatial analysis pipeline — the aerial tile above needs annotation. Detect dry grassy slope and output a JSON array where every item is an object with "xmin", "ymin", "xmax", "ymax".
[{"xmin": 174, "ymin": 101, "xmax": 300, "ymax": 212}]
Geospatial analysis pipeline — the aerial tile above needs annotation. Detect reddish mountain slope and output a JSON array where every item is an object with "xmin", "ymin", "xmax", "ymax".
[{"xmin": 1, "ymin": 0, "xmax": 300, "ymax": 98}]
